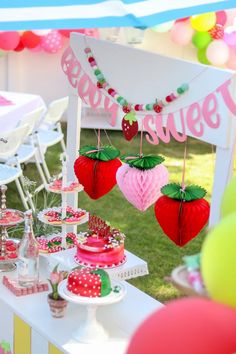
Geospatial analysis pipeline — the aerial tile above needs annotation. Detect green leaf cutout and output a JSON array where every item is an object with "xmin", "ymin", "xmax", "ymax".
[
  {"xmin": 79, "ymin": 145, "xmax": 120, "ymax": 161},
  {"xmin": 124, "ymin": 111, "xmax": 137, "ymax": 125},
  {"xmin": 161, "ymin": 183, "xmax": 207, "ymax": 201},
  {"xmin": 121, "ymin": 154, "xmax": 165, "ymax": 170},
  {"xmin": 91, "ymin": 269, "xmax": 112, "ymax": 297}
]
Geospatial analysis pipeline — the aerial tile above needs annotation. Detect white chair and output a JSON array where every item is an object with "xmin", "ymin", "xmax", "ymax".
[
  {"xmin": 16, "ymin": 106, "xmax": 48, "ymax": 192},
  {"xmin": 36, "ymin": 97, "xmax": 68, "ymax": 180},
  {"xmin": 0, "ymin": 125, "xmax": 35, "ymax": 210}
]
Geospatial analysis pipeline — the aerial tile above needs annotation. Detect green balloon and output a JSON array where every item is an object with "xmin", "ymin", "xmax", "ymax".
[
  {"xmin": 221, "ymin": 176, "xmax": 236, "ymax": 218},
  {"xmin": 0, "ymin": 50, "xmax": 6, "ymax": 57},
  {"xmin": 192, "ymin": 31, "xmax": 212, "ymax": 49},
  {"xmin": 201, "ymin": 212, "xmax": 236, "ymax": 309},
  {"xmin": 197, "ymin": 48, "xmax": 211, "ymax": 65}
]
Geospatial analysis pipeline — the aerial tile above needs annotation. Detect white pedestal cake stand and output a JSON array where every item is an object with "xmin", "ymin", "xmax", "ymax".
[{"xmin": 58, "ymin": 279, "xmax": 126, "ymax": 343}]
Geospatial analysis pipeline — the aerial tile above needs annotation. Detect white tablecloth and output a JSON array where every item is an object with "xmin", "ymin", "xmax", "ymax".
[{"xmin": 0, "ymin": 91, "xmax": 46, "ymax": 133}]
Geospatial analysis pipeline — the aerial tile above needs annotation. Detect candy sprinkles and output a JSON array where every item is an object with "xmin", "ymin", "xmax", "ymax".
[{"xmin": 84, "ymin": 46, "xmax": 189, "ymax": 141}]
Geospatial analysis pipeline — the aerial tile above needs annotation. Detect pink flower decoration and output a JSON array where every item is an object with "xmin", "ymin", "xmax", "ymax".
[{"xmin": 50, "ymin": 272, "xmax": 60, "ymax": 285}]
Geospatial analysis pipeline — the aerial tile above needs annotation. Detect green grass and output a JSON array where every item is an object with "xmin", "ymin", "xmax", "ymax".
[{"xmin": 6, "ymin": 127, "xmax": 215, "ymax": 303}]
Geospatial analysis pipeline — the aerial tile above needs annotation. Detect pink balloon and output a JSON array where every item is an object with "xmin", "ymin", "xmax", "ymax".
[
  {"xmin": 226, "ymin": 48, "xmax": 236, "ymax": 70},
  {"xmin": 170, "ymin": 21, "xmax": 194, "ymax": 46},
  {"xmin": 225, "ymin": 9, "xmax": 236, "ymax": 27},
  {"xmin": 216, "ymin": 11, "xmax": 227, "ymax": 26},
  {"xmin": 41, "ymin": 30, "xmax": 63, "ymax": 53},
  {"xmin": 0, "ymin": 31, "xmax": 20, "ymax": 50},
  {"xmin": 206, "ymin": 40, "xmax": 230, "ymax": 66},
  {"xmin": 224, "ymin": 30, "xmax": 236, "ymax": 46}
]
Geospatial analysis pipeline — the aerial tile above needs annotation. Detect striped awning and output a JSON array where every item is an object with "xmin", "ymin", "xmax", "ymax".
[{"xmin": 0, "ymin": 0, "xmax": 235, "ymax": 31}]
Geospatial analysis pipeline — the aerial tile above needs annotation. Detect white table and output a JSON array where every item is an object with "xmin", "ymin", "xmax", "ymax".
[
  {"xmin": 0, "ymin": 257, "xmax": 162, "ymax": 354},
  {"xmin": 0, "ymin": 91, "xmax": 46, "ymax": 133}
]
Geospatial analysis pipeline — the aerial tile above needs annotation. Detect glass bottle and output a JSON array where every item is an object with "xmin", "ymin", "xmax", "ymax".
[{"xmin": 18, "ymin": 210, "xmax": 39, "ymax": 287}]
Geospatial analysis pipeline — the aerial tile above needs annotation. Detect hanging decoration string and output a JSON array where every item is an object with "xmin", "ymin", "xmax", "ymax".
[
  {"xmin": 139, "ymin": 119, "xmax": 144, "ymax": 157},
  {"xmin": 104, "ymin": 129, "xmax": 113, "ymax": 147},
  {"xmin": 181, "ymin": 140, "xmax": 188, "ymax": 191}
]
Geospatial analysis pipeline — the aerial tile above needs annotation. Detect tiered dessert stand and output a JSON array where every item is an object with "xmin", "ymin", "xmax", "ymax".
[
  {"xmin": 0, "ymin": 185, "xmax": 24, "ymax": 272},
  {"xmin": 37, "ymin": 154, "xmax": 88, "ymax": 253}
]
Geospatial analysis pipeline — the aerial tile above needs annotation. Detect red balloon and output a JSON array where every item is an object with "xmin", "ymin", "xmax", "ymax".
[
  {"xmin": 14, "ymin": 39, "xmax": 25, "ymax": 52},
  {"xmin": 21, "ymin": 31, "xmax": 41, "ymax": 49},
  {"xmin": 176, "ymin": 17, "xmax": 190, "ymax": 22},
  {"xmin": 0, "ymin": 31, "xmax": 20, "ymax": 50},
  {"xmin": 127, "ymin": 298, "xmax": 236, "ymax": 354},
  {"xmin": 59, "ymin": 29, "xmax": 85, "ymax": 38}
]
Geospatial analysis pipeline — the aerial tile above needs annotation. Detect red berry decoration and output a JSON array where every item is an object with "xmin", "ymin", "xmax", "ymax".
[
  {"xmin": 153, "ymin": 104, "xmax": 163, "ymax": 113},
  {"xmin": 209, "ymin": 25, "xmax": 224, "ymax": 40},
  {"xmin": 154, "ymin": 183, "xmax": 210, "ymax": 247},
  {"xmin": 74, "ymin": 145, "xmax": 122, "ymax": 200},
  {"xmin": 122, "ymin": 111, "xmax": 139, "ymax": 141}
]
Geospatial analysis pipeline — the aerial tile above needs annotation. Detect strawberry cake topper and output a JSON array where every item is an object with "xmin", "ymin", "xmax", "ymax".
[
  {"xmin": 85, "ymin": 46, "xmax": 189, "ymax": 142},
  {"xmin": 74, "ymin": 141, "xmax": 122, "ymax": 200},
  {"xmin": 116, "ymin": 153, "xmax": 169, "ymax": 212}
]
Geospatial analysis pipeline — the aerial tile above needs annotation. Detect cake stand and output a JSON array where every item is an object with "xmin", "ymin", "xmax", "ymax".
[
  {"xmin": 58, "ymin": 279, "xmax": 126, "ymax": 343},
  {"xmin": 0, "ymin": 185, "xmax": 24, "ymax": 272},
  {"xmin": 37, "ymin": 153, "xmax": 88, "ymax": 250}
]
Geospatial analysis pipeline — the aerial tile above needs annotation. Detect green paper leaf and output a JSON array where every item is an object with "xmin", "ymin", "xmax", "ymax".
[
  {"xmin": 121, "ymin": 154, "xmax": 165, "ymax": 170},
  {"xmin": 79, "ymin": 145, "xmax": 120, "ymax": 161},
  {"xmin": 124, "ymin": 111, "xmax": 137, "ymax": 125},
  {"xmin": 161, "ymin": 183, "xmax": 207, "ymax": 201}
]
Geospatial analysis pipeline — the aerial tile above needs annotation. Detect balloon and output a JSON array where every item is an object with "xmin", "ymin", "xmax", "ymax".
[
  {"xmin": 197, "ymin": 48, "xmax": 211, "ymax": 65},
  {"xmin": 209, "ymin": 25, "xmax": 224, "ymax": 40},
  {"xmin": 127, "ymin": 298, "xmax": 236, "ymax": 354},
  {"xmin": 225, "ymin": 9, "xmax": 236, "ymax": 27},
  {"xmin": 224, "ymin": 28, "xmax": 236, "ymax": 46},
  {"xmin": 190, "ymin": 13, "xmax": 216, "ymax": 32},
  {"xmin": 32, "ymin": 30, "xmax": 52, "ymax": 36},
  {"xmin": 170, "ymin": 21, "xmax": 194, "ymax": 46},
  {"xmin": 192, "ymin": 31, "xmax": 212, "ymax": 49},
  {"xmin": 226, "ymin": 48, "xmax": 236, "ymax": 70},
  {"xmin": 21, "ymin": 31, "xmax": 41, "ymax": 49},
  {"xmin": 206, "ymin": 40, "xmax": 229, "ymax": 66},
  {"xmin": 152, "ymin": 21, "xmax": 175, "ymax": 33},
  {"xmin": 29, "ymin": 44, "xmax": 42, "ymax": 53},
  {"xmin": 216, "ymin": 11, "xmax": 227, "ymax": 26},
  {"xmin": 176, "ymin": 17, "xmax": 190, "ymax": 23},
  {"xmin": 14, "ymin": 39, "xmax": 25, "ymax": 52},
  {"xmin": 59, "ymin": 29, "xmax": 85, "ymax": 38},
  {"xmin": 0, "ymin": 31, "xmax": 20, "ymax": 50},
  {"xmin": 201, "ymin": 213, "xmax": 236, "ymax": 309},
  {"xmin": 41, "ymin": 30, "xmax": 63, "ymax": 53},
  {"xmin": 221, "ymin": 176, "xmax": 236, "ymax": 217}
]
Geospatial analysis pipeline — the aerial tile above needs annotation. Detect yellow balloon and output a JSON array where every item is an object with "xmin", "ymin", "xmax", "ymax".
[
  {"xmin": 201, "ymin": 212, "xmax": 236, "ymax": 308},
  {"xmin": 190, "ymin": 13, "xmax": 216, "ymax": 32},
  {"xmin": 221, "ymin": 176, "xmax": 236, "ymax": 218}
]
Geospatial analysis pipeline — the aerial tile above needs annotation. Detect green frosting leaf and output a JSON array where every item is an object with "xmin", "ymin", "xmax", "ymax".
[
  {"xmin": 79, "ymin": 145, "xmax": 120, "ymax": 161},
  {"xmin": 161, "ymin": 183, "xmax": 207, "ymax": 201},
  {"xmin": 92, "ymin": 269, "xmax": 112, "ymax": 297},
  {"xmin": 124, "ymin": 111, "xmax": 137, "ymax": 125},
  {"xmin": 121, "ymin": 154, "xmax": 165, "ymax": 170}
]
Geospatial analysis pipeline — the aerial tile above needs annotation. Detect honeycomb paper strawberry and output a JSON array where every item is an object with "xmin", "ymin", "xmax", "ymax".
[
  {"xmin": 154, "ymin": 183, "xmax": 210, "ymax": 247},
  {"xmin": 74, "ymin": 145, "xmax": 122, "ymax": 200},
  {"xmin": 116, "ymin": 154, "xmax": 169, "ymax": 211},
  {"xmin": 122, "ymin": 111, "xmax": 139, "ymax": 141}
]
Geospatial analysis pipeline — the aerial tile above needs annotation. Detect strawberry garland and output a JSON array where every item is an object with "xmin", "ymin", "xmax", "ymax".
[
  {"xmin": 74, "ymin": 145, "xmax": 122, "ymax": 200},
  {"xmin": 154, "ymin": 183, "xmax": 210, "ymax": 247},
  {"xmin": 85, "ymin": 46, "xmax": 189, "ymax": 141}
]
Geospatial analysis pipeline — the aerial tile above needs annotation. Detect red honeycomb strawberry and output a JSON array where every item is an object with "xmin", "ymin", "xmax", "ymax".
[
  {"xmin": 74, "ymin": 145, "xmax": 121, "ymax": 200},
  {"xmin": 67, "ymin": 268, "xmax": 111, "ymax": 298},
  {"xmin": 154, "ymin": 183, "xmax": 210, "ymax": 247},
  {"xmin": 122, "ymin": 111, "xmax": 139, "ymax": 141}
]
